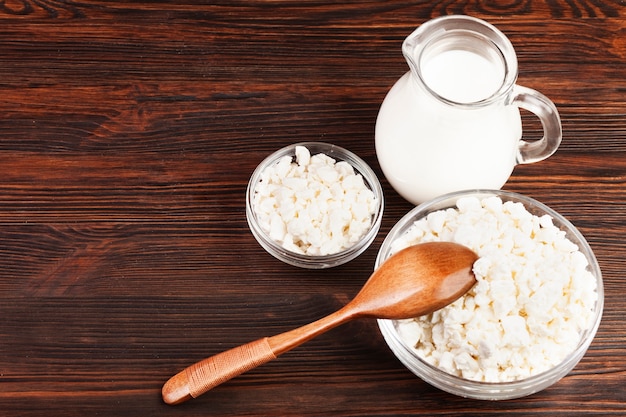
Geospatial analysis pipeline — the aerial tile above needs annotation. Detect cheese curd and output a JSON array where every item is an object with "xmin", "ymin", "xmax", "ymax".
[
  {"xmin": 252, "ymin": 145, "xmax": 377, "ymax": 256},
  {"xmin": 392, "ymin": 196, "xmax": 598, "ymax": 382}
]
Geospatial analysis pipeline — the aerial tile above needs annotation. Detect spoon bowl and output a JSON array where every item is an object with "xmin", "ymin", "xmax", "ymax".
[
  {"xmin": 350, "ymin": 242, "xmax": 478, "ymax": 319},
  {"xmin": 162, "ymin": 241, "xmax": 477, "ymax": 405}
]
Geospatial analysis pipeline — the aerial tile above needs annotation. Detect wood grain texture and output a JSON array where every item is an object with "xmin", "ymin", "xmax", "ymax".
[{"xmin": 1, "ymin": 1, "xmax": 625, "ymax": 416}]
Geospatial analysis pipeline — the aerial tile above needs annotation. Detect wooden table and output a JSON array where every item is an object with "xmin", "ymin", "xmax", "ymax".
[{"xmin": 1, "ymin": 2, "xmax": 625, "ymax": 416}]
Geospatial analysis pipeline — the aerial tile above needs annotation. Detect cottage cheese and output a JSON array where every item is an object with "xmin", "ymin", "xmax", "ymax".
[
  {"xmin": 252, "ymin": 146, "xmax": 377, "ymax": 256},
  {"xmin": 392, "ymin": 196, "xmax": 598, "ymax": 382}
]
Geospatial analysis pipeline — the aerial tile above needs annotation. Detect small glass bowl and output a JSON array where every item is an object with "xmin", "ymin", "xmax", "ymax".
[
  {"xmin": 376, "ymin": 189, "xmax": 604, "ymax": 400},
  {"xmin": 246, "ymin": 142, "xmax": 384, "ymax": 269}
]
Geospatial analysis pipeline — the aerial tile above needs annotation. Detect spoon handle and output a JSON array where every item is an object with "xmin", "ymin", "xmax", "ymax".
[
  {"xmin": 161, "ymin": 337, "xmax": 276, "ymax": 405},
  {"xmin": 162, "ymin": 307, "xmax": 353, "ymax": 405}
]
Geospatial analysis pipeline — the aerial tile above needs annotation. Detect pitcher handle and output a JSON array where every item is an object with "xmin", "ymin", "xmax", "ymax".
[{"xmin": 513, "ymin": 85, "xmax": 562, "ymax": 164}]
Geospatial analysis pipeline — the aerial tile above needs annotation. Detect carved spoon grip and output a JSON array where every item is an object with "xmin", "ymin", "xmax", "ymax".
[{"xmin": 162, "ymin": 337, "xmax": 276, "ymax": 405}]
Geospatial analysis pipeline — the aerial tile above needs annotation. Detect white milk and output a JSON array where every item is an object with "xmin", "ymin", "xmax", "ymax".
[
  {"xmin": 421, "ymin": 49, "xmax": 504, "ymax": 103},
  {"xmin": 375, "ymin": 49, "xmax": 522, "ymax": 204}
]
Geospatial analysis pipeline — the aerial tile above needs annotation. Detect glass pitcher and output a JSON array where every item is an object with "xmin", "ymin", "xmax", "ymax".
[{"xmin": 375, "ymin": 15, "xmax": 562, "ymax": 205}]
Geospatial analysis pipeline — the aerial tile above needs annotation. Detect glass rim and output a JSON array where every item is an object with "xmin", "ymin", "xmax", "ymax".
[{"xmin": 402, "ymin": 15, "xmax": 519, "ymax": 108}]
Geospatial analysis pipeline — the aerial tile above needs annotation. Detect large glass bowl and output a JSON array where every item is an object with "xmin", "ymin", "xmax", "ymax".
[
  {"xmin": 246, "ymin": 142, "xmax": 384, "ymax": 269},
  {"xmin": 377, "ymin": 190, "xmax": 603, "ymax": 400}
]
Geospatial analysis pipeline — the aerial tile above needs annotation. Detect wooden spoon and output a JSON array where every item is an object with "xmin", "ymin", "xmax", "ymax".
[{"xmin": 162, "ymin": 241, "xmax": 478, "ymax": 405}]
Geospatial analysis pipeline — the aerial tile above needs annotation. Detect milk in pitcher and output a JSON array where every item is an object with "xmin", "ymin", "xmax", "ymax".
[
  {"xmin": 376, "ymin": 47, "xmax": 522, "ymax": 205},
  {"xmin": 375, "ymin": 15, "xmax": 562, "ymax": 205}
]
